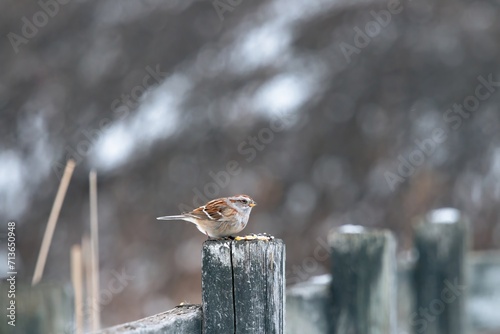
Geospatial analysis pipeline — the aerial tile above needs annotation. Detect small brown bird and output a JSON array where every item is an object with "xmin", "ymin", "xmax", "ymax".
[{"xmin": 156, "ymin": 195, "xmax": 256, "ymax": 238}]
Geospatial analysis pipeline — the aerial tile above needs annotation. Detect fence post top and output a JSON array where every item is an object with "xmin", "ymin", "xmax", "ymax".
[
  {"xmin": 203, "ymin": 236, "xmax": 283, "ymax": 245},
  {"xmin": 426, "ymin": 207, "xmax": 462, "ymax": 224}
]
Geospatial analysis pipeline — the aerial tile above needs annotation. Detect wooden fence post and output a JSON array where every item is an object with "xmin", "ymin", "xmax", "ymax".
[
  {"xmin": 412, "ymin": 208, "xmax": 469, "ymax": 334},
  {"xmin": 329, "ymin": 225, "xmax": 396, "ymax": 334},
  {"xmin": 286, "ymin": 275, "xmax": 331, "ymax": 334},
  {"xmin": 202, "ymin": 238, "xmax": 285, "ymax": 334}
]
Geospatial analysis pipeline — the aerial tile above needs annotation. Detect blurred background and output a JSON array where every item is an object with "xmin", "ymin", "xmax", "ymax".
[{"xmin": 1, "ymin": 0, "xmax": 500, "ymax": 328}]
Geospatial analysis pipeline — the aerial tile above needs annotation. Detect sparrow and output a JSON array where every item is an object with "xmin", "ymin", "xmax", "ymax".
[{"xmin": 157, "ymin": 194, "xmax": 256, "ymax": 238}]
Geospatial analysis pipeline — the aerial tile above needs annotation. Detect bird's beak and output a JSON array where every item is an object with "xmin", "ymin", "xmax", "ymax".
[{"xmin": 250, "ymin": 202, "xmax": 256, "ymax": 207}]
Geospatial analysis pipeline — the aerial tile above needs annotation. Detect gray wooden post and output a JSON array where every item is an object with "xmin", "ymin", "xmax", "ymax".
[
  {"xmin": 412, "ymin": 208, "xmax": 469, "ymax": 334},
  {"xmin": 202, "ymin": 238, "xmax": 285, "ymax": 334},
  {"xmin": 329, "ymin": 225, "xmax": 396, "ymax": 334},
  {"xmin": 286, "ymin": 275, "xmax": 331, "ymax": 334}
]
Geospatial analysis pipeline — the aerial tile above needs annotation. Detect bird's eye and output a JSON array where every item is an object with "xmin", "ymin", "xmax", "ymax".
[{"xmin": 242, "ymin": 199, "xmax": 248, "ymax": 204}]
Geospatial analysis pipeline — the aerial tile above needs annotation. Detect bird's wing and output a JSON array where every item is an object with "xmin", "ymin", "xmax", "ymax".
[{"xmin": 189, "ymin": 198, "xmax": 235, "ymax": 221}]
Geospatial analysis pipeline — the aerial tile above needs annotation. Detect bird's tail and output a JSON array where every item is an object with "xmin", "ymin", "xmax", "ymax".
[{"xmin": 156, "ymin": 215, "xmax": 186, "ymax": 221}]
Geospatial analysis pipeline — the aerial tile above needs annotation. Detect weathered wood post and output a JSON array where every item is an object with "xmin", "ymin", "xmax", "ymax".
[
  {"xmin": 412, "ymin": 208, "xmax": 469, "ymax": 334},
  {"xmin": 329, "ymin": 225, "xmax": 396, "ymax": 334},
  {"xmin": 202, "ymin": 238, "xmax": 285, "ymax": 334},
  {"xmin": 286, "ymin": 275, "xmax": 331, "ymax": 334}
]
